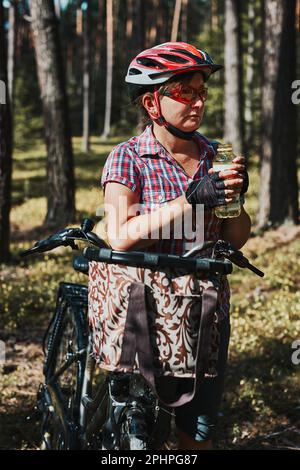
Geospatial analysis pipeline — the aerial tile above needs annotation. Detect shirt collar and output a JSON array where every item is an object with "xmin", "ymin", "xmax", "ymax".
[
  {"xmin": 135, "ymin": 124, "xmax": 214, "ymax": 161},
  {"xmin": 135, "ymin": 125, "xmax": 162, "ymax": 157}
]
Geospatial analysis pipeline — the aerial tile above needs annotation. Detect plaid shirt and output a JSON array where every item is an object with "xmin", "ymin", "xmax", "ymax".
[{"xmin": 101, "ymin": 125, "xmax": 230, "ymax": 320}]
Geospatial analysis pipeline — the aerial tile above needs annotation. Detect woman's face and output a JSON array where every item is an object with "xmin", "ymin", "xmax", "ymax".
[{"xmin": 159, "ymin": 72, "xmax": 206, "ymax": 132}]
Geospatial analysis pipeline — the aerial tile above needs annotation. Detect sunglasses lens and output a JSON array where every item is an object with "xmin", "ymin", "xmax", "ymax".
[
  {"xmin": 162, "ymin": 85, "xmax": 208, "ymax": 103},
  {"xmin": 180, "ymin": 87, "xmax": 195, "ymax": 102}
]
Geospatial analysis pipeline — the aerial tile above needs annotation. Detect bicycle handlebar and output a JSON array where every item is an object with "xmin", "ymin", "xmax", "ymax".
[
  {"xmin": 82, "ymin": 247, "xmax": 233, "ymax": 275},
  {"xmin": 20, "ymin": 221, "xmax": 107, "ymax": 257},
  {"xmin": 19, "ymin": 218, "xmax": 264, "ymax": 277}
]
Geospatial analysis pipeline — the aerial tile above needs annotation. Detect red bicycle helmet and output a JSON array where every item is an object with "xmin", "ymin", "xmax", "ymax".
[
  {"xmin": 125, "ymin": 42, "xmax": 223, "ymax": 87},
  {"xmin": 126, "ymin": 42, "xmax": 223, "ymax": 140}
]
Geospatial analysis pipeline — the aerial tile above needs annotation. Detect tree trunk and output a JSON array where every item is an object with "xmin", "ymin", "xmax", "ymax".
[
  {"xmin": 296, "ymin": 0, "xmax": 300, "ymax": 31},
  {"xmin": 135, "ymin": 0, "xmax": 145, "ymax": 52},
  {"xmin": 244, "ymin": 0, "xmax": 255, "ymax": 152},
  {"xmin": 181, "ymin": 0, "xmax": 188, "ymax": 42},
  {"xmin": 8, "ymin": 0, "xmax": 18, "ymax": 115},
  {"xmin": 155, "ymin": 0, "xmax": 164, "ymax": 44},
  {"xmin": 171, "ymin": 0, "xmax": 182, "ymax": 42},
  {"xmin": 95, "ymin": 0, "xmax": 104, "ymax": 69},
  {"xmin": 90, "ymin": 0, "xmax": 103, "ymax": 121},
  {"xmin": 0, "ymin": 1, "xmax": 12, "ymax": 262},
  {"xmin": 102, "ymin": 0, "xmax": 113, "ymax": 138},
  {"xmin": 29, "ymin": 0, "xmax": 75, "ymax": 226},
  {"xmin": 255, "ymin": 0, "xmax": 265, "ymax": 158},
  {"xmin": 64, "ymin": 5, "xmax": 73, "ymax": 82},
  {"xmin": 76, "ymin": 8, "xmax": 83, "ymax": 35},
  {"xmin": 224, "ymin": 0, "xmax": 244, "ymax": 155},
  {"xmin": 82, "ymin": 3, "xmax": 91, "ymax": 152},
  {"xmin": 126, "ymin": 0, "xmax": 133, "ymax": 45},
  {"xmin": 145, "ymin": 0, "xmax": 157, "ymax": 47},
  {"xmin": 55, "ymin": 0, "xmax": 61, "ymax": 18},
  {"xmin": 257, "ymin": 0, "xmax": 298, "ymax": 228},
  {"xmin": 211, "ymin": 0, "xmax": 218, "ymax": 32}
]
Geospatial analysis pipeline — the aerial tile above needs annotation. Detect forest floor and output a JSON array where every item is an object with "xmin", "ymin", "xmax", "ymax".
[{"xmin": 0, "ymin": 137, "xmax": 299, "ymax": 450}]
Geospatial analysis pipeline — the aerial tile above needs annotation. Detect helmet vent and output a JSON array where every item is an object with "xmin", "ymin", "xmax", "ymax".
[
  {"xmin": 137, "ymin": 58, "xmax": 166, "ymax": 69},
  {"xmin": 170, "ymin": 49, "xmax": 207, "ymax": 64},
  {"xmin": 157, "ymin": 53, "xmax": 189, "ymax": 64},
  {"xmin": 129, "ymin": 67, "xmax": 142, "ymax": 75}
]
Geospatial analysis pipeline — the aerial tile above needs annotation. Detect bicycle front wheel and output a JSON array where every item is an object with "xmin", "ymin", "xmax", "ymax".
[
  {"xmin": 119, "ymin": 407, "xmax": 149, "ymax": 450},
  {"xmin": 41, "ymin": 283, "xmax": 88, "ymax": 450}
]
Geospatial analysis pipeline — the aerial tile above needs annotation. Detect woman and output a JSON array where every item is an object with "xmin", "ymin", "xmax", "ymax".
[{"xmin": 97, "ymin": 42, "xmax": 251, "ymax": 450}]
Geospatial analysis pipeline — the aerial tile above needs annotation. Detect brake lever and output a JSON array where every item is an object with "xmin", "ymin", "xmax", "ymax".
[
  {"xmin": 214, "ymin": 240, "xmax": 264, "ymax": 278},
  {"xmin": 20, "ymin": 228, "xmax": 79, "ymax": 256},
  {"xmin": 32, "ymin": 228, "xmax": 74, "ymax": 247},
  {"xmin": 227, "ymin": 250, "xmax": 264, "ymax": 277}
]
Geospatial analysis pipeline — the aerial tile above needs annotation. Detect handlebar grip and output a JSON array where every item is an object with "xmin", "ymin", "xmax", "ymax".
[
  {"xmin": 198, "ymin": 259, "xmax": 232, "ymax": 275},
  {"xmin": 83, "ymin": 247, "xmax": 112, "ymax": 262}
]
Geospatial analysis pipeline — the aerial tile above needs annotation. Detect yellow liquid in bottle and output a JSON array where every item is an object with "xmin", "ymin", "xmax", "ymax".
[{"xmin": 213, "ymin": 144, "xmax": 241, "ymax": 218}]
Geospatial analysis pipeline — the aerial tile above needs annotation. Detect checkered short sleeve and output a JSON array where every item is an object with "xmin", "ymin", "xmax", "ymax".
[{"xmin": 101, "ymin": 142, "xmax": 142, "ymax": 194}]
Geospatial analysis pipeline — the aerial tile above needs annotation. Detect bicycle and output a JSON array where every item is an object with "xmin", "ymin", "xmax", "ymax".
[{"xmin": 21, "ymin": 218, "xmax": 264, "ymax": 450}]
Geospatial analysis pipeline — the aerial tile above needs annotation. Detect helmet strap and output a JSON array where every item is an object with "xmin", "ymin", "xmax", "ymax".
[
  {"xmin": 150, "ymin": 90, "xmax": 196, "ymax": 141},
  {"xmin": 162, "ymin": 120, "xmax": 196, "ymax": 140}
]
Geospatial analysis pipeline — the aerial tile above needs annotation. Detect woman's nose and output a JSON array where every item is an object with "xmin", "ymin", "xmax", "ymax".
[{"xmin": 191, "ymin": 96, "xmax": 205, "ymax": 108}]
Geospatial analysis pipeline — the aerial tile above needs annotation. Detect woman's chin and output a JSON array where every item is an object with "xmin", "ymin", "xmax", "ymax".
[
  {"xmin": 184, "ymin": 117, "xmax": 202, "ymax": 129},
  {"xmin": 183, "ymin": 122, "xmax": 201, "ymax": 131}
]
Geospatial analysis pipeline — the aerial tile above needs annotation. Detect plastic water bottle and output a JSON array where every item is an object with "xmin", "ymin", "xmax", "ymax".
[{"xmin": 213, "ymin": 143, "xmax": 241, "ymax": 218}]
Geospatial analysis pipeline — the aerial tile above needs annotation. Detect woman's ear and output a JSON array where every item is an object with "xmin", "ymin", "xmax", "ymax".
[{"xmin": 142, "ymin": 93, "xmax": 158, "ymax": 119}]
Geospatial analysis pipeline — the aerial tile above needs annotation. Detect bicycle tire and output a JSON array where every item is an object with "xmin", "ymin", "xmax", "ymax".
[
  {"xmin": 40, "ymin": 283, "xmax": 88, "ymax": 450},
  {"xmin": 126, "ymin": 435, "xmax": 148, "ymax": 451},
  {"xmin": 119, "ymin": 407, "xmax": 149, "ymax": 450}
]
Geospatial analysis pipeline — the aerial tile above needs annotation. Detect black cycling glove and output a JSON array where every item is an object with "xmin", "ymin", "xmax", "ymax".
[
  {"xmin": 240, "ymin": 168, "xmax": 249, "ymax": 195},
  {"xmin": 185, "ymin": 173, "xmax": 226, "ymax": 209}
]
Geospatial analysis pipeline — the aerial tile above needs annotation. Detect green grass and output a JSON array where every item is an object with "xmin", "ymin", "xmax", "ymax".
[
  {"xmin": 0, "ymin": 136, "xmax": 299, "ymax": 449},
  {"xmin": 221, "ymin": 237, "xmax": 300, "ymax": 448}
]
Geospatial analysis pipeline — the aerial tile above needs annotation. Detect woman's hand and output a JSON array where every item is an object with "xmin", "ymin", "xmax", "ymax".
[{"xmin": 208, "ymin": 155, "xmax": 249, "ymax": 203}]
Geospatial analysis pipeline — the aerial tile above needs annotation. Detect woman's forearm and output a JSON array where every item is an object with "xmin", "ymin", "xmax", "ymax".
[
  {"xmin": 106, "ymin": 191, "xmax": 251, "ymax": 251},
  {"xmin": 108, "ymin": 194, "xmax": 192, "ymax": 251},
  {"xmin": 220, "ymin": 206, "xmax": 251, "ymax": 249}
]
